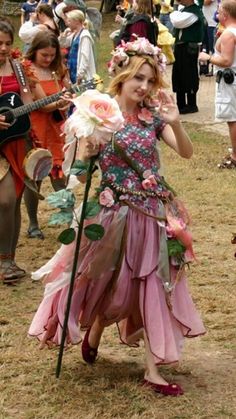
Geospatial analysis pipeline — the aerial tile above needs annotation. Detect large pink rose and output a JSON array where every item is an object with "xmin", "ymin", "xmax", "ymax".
[
  {"xmin": 99, "ymin": 187, "xmax": 115, "ymax": 207},
  {"xmin": 63, "ymin": 90, "xmax": 124, "ymax": 144}
]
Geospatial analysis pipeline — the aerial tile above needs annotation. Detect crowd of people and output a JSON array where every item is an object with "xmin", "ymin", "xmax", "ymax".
[{"xmin": 0, "ymin": 0, "xmax": 235, "ymax": 398}]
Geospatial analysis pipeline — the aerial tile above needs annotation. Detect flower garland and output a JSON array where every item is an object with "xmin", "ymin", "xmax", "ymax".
[{"xmin": 108, "ymin": 37, "xmax": 167, "ymax": 76}]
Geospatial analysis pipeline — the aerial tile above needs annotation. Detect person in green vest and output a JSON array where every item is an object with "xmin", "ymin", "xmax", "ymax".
[{"xmin": 170, "ymin": 0, "xmax": 204, "ymax": 114}]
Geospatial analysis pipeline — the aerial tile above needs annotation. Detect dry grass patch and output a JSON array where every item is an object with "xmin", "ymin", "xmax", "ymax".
[
  {"xmin": 1, "ymin": 124, "xmax": 236, "ymax": 419},
  {"xmin": 1, "ymin": 6, "xmax": 236, "ymax": 418}
]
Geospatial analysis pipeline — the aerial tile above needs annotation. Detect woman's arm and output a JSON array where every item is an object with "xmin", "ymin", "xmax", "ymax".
[
  {"xmin": 58, "ymin": 29, "xmax": 73, "ymax": 48},
  {"xmin": 158, "ymin": 91, "xmax": 193, "ymax": 158}
]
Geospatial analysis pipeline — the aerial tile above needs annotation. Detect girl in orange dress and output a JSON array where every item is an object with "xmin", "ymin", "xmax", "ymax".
[
  {"xmin": 23, "ymin": 32, "xmax": 71, "ymax": 239},
  {"xmin": 0, "ymin": 19, "xmax": 69, "ymax": 284}
]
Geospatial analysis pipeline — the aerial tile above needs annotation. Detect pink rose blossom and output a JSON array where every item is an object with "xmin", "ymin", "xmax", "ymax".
[
  {"xmin": 108, "ymin": 37, "xmax": 167, "ymax": 76},
  {"xmin": 138, "ymin": 108, "xmax": 154, "ymax": 124},
  {"xmin": 142, "ymin": 175, "xmax": 157, "ymax": 190},
  {"xmin": 63, "ymin": 90, "xmax": 124, "ymax": 145},
  {"xmin": 99, "ymin": 187, "xmax": 115, "ymax": 207}
]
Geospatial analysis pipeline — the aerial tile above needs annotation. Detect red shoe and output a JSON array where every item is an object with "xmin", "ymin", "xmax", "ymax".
[
  {"xmin": 142, "ymin": 379, "xmax": 184, "ymax": 396},
  {"xmin": 81, "ymin": 328, "xmax": 98, "ymax": 364}
]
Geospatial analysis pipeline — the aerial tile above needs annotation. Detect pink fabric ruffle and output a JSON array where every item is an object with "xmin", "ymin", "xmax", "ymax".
[{"xmin": 29, "ymin": 206, "xmax": 205, "ymax": 364}]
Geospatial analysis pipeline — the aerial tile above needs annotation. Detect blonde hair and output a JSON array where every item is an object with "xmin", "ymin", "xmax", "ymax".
[
  {"xmin": 66, "ymin": 9, "xmax": 85, "ymax": 22},
  {"xmin": 221, "ymin": 0, "xmax": 236, "ymax": 19},
  {"xmin": 108, "ymin": 55, "xmax": 166, "ymax": 97},
  {"xmin": 66, "ymin": 9, "xmax": 91, "ymax": 29}
]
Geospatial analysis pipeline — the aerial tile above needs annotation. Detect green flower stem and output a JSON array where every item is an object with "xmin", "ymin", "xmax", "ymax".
[{"xmin": 56, "ymin": 156, "xmax": 96, "ymax": 378}]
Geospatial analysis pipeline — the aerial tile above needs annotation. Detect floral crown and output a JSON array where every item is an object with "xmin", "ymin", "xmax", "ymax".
[{"xmin": 108, "ymin": 37, "xmax": 167, "ymax": 76}]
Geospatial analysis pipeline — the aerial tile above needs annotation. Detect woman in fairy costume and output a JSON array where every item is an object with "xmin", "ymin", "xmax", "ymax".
[{"xmin": 29, "ymin": 38, "xmax": 205, "ymax": 396}]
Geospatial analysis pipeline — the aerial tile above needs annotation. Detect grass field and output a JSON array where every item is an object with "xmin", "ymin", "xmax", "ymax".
[{"xmin": 0, "ymin": 7, "xmax": 236, "ymax": 419}]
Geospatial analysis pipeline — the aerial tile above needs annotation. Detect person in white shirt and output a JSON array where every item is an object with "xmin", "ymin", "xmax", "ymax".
[
  {"xmin": 59, "ymin": 9, "xmax": 96, "ymax": 83},
  {"xmin": 199, "ymin": 0, "xmax": 236, "ymax": 169}
]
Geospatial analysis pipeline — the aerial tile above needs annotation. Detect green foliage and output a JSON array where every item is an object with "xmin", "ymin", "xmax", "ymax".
[
  {"xmin": 58, "ymin": 228, "xmax": 76, "ymax": 245},
  {"xmin": 48, "ymin": 209, "xmax": 74, "ymax": 226},
  {"xmin": 46, "ymin": 189, "xmax": 76, "ymax": 210},
  {"xmin": 167, "ymin": 238, "xmax": 186, "ymax": 257},
  {"xmin": 84, "ymin": 224, "xmax": 105, "ymax": 241},
  {"xmin": 70, "ymin": 160, "xmax": 89, "ymax": 176},
  {"xmin": 85, "ymin": 201, "xmax": 101, "ymax": 219}
]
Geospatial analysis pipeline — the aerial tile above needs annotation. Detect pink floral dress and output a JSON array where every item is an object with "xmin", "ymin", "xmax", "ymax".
[{"xmin": 29, "ymin": 109, "xmax": 205, "ymax": 365}]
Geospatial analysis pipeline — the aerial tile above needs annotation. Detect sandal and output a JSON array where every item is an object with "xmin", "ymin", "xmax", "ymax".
[
  {"xmin": 1, "ymin": 262, "xmax": 26, "ymax": 285},
  {"xmin": 27, "ymin": 227, "xmax": 45, "ymax": 240},
  {"xmin": 218, "ymin": 155, "xmax": 236, "ymax": 169}
]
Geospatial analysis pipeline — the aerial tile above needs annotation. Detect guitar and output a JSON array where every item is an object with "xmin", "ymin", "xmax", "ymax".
[{"xmin": 0, "ymin": 77, "xmax": 103, "ymax": 147}]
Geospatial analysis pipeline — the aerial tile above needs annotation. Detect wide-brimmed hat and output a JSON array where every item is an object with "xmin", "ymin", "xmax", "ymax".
[{"xmin": 0, "ymin": 155, "xmax": 10, "ymax": 181}]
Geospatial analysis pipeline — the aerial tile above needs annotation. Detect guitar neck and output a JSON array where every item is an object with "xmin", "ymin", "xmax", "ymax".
[
  {"xmin": 7, "ymin": 77, "xmax": 102, "ymax": 119},
  {"xmin": 12, "ymin": 91, "xmax": 64, "ymax": 118}
]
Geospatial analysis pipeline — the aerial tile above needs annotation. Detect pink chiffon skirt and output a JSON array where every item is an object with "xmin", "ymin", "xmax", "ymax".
[{"xmin": 29, "ymin": 205, "xmax": 205, "ymax": 364}]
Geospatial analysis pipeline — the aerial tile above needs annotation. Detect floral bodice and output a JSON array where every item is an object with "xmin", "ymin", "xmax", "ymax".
[{"xmin": 98, "ymin": 111, "xmax": 167, "ymax": 211}]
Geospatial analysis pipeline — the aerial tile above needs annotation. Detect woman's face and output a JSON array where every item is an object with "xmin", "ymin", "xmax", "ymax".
[
  {"xmin": 66, "ymin": 18, "xmax": 82, "ymax": 31},
  {"xmin": 120, "ymin": 63, "xmax": 156, "ymax": 105},
  {"xmin": 36, "ymin": 12, "xmax": 45, "ymax": 23},
  {"xmin": 34, "ymin": 46, "xmax": 56, "ymax": 68},
  {"xmin": 0, "ymin": 31, "xmax": 12, "ymax": 65}
]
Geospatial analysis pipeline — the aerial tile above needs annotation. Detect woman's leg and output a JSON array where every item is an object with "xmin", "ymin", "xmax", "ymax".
[
  {"xmin": 50, "ymin": 176, "xmax": 66, "ymax": 192},
  {"xmin": 87, "ymin": 315, "xmax": 105, "ymax": 348},
  {"xmin": 227, "ymin": 122, "xmax": 236, "ymax": 161},
  {"xmin": 143, "ymin": 331, "xmax": 168, "ymax": 385},
  {"xmin": 0, "ymin": 171, "xmax": 17, "ymax": 259},
  {"xmin": 143, "ymin": 331, "xmax": 184, "ymax": 395},
  {"xmin": 0, "ymin": 171, "xmax": 24, "ymax": 280},
  {"xmin": 12, "ymin": 194, "xmax": 22, "ymax": 256},
  {"xmin": 81, "ymin": 315, "xmax": 105, "ymax": 363},
  {"xmin": 24, "ymin": 181, "xmax": 44, "ymax": 239}
]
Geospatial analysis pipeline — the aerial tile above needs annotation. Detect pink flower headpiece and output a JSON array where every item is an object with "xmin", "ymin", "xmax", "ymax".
[{"xmin": 108, "ymin": 37, "xmax": 167, "ymax": 76}]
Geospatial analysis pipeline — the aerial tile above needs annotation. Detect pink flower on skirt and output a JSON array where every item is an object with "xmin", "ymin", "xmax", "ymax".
[
  {"xmin": 142, "ymin": 175, "xmax": 157, "ymax": 190},
  {"xmin": 99, "ymin": 187, "xmax": 115, "ymax": 207}
]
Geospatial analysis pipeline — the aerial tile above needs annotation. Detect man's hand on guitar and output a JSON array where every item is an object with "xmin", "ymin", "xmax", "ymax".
[{"xmin": 0, "ymin": 115, "xmax": 10, "ymax": 130}]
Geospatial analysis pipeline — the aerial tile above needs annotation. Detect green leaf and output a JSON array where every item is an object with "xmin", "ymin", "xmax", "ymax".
[
  {"xmin": 167, "ymin": 239, "xmax": 186, "ymax": 257},
  {"xmin": 85, "ymin": 201, "xmax": 101, "ymax": 219},
  {"xmin": 46, "ymin": 190, "xmax": 76, "ymax": 209},
  {"xmin": 84, "ymin": 224, "xmax": 105, "ymax": 241},
  {"xmin": 48, "ymin": 210, "xmax": 73, "ymax": 226},
  {"xmin": 70, "ymin": 159, "xmax": 89, "ymax": 176},
  {"xmin": 58, "ymin": 228, "xmax": 76, "ymax": 244}
]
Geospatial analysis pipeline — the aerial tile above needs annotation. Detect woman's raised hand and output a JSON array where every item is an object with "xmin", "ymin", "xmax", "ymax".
[{"xmin": 157, "ymin": 90, "xmax": 180, "ymax": 125}]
